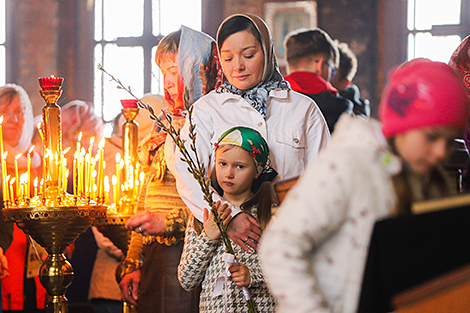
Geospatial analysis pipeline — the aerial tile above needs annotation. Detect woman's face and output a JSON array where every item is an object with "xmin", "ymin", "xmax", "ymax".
[
  {"xmin": 395, "ymin": 126, "xmax": 459, "ymax": 175},
  {"xmin": 219, "ymin": 30, "xmax": 264, "ymax": 91},
  {"xmin": 0, "ymin": 95, "xmax": 24, "ymax": 147},
  {"xmin": 159, "ymin": 55, "xmax": 184, "ymax": 111}
]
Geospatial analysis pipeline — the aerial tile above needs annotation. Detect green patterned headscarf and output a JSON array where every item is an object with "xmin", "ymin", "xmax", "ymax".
[{"xmin": 215, "ymin": 126, "xmax": 269, "ymax": 172}]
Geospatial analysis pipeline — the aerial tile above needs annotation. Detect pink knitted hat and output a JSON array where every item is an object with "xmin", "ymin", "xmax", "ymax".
[{"xmin": 380, "ymin": 58, "xmax": 469, "ymax": 138}]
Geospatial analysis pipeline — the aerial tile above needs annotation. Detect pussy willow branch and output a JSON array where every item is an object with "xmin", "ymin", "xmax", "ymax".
[
  {"xmin": 98, "ymin": 65, "xmax": 256, "ymax": 313},
  {"xmin": 97, "ymin": 64, "xmax": 233, "ymax": 252}
]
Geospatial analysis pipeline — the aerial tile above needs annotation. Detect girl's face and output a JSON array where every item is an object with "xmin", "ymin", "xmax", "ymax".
[
  {"xmin": 0, "ymin": 95, "xmax": 24, "ymax": 147},
  {"xmin": 219, "ymin": 30, "xmax": 264, "ymax": 91},
  {"xmin": 159, "ymin": 55, "xmax": 184, "ymax": 111},
  {"xmin": 215, "ymin": 145, "xmax": 258, "ymax": 203},
  {"xmin": 395, "ymin": 126, "xmax": 460, "ymax": 175}
]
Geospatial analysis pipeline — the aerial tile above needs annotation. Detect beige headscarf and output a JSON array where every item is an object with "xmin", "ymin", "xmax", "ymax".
[{"xmin": 215, "ymin": 14, "xmax": 290, "ymax": 117}]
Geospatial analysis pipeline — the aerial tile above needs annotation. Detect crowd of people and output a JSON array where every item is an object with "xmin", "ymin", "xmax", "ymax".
[{"xmin": 0, "ymin": 12, "xmax": 469, "ymax": 313}]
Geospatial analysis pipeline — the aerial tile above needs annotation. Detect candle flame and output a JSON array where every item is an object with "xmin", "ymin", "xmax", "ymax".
[
  {"xmin": 28, "ymin": 145, "xmax": 35, "ymax": 154},
  {"xmin": 90, "ymin": 137, "xmax": 95, "ymax": 145},
  {"xmin": 78, "ymin": 132, "xmax": 83, "ymax": 141},
  {"xmin": 74, "ymin": 151, "xmax": 78, "ymax": 159},
  {"xmin": 36, "ymin": 122, "xmax": 41, "ymax": 130},
  {"xmin": 92, "ymin": 169, "xmax": 97, "ymax": 178},
  {"xmin": 112, "ymin": 174, "xmax": 117, "ymax": 185},
  {"xmin": 9, "ymin": 177, "xmax": 15, "ymax": 185},
  {"xmin": 115, "ymin": 152, "xmax": 121, "ymax": 163},
  {"xmin": 51, "ymin": 75, "xmax": 55, "ymax": 78},
  {"xmin": 15, "ymin": 153, "xmax": 22, "ymax": 160},
  {"xmin": 62, "ymin": 147, "xmax": 71, "ymax": 155},
  {"xmin": 65, "ymin": 168, "xmax": 69, "ymax": 178},
  {"xmin": 34, "ymin": 177, "xmax": 38, "ymax": 187},
  {"xmin": 103, "ymin": 161, "xmax": 106, "ymax": 169},
  {"xmin": 80, "ymin": 147, "xmax": 86, "ymax": 156},
  {"xmin": 139, "ymin": 172, "xmax": 145, "ymax": 181},
  {"xmin": 3, "ymin": 151, "xmax": 8, "ymax": 159},
  {"xmin": 99, "ymin": 137, "xmax": 105, "ymax": 149},
  {"xmin": 0, "ymin": 116, "xmax": 3, "ymax": 124}
]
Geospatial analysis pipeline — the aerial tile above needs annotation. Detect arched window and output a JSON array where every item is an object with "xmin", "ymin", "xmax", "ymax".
[{"xmin": 93, "ymin": 0, "xmax": 201, "ymax": 122}]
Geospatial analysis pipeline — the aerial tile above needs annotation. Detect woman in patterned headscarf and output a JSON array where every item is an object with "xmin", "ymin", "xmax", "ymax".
[
  {"xmin": 121, "ymin": 26, "xmax": 221, "ymax": 313},
  {"xmin": 171, "ymin": 13, "xmax": 330, "ymax": 253}
]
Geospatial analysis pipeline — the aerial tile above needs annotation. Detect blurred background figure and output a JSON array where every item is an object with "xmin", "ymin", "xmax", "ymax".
[
  {"xmin": 0, "ymin": 84, "xmax": 46, "ymax": 313},
  {"xmin": 330, "ymin": 40, "xmax": 371, "ymax": 119}
]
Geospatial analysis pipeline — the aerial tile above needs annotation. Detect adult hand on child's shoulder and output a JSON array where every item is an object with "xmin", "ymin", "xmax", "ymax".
[
  {"xmin": 125, "ymin": 210, "xmax": 165, "ymax": 236},
  {"xmin": 227, "ymin": 213, "xmax": 262, "ymax": 253}
]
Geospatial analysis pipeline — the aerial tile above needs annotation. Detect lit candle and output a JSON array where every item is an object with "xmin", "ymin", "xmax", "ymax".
[
  {"xmin": 40, "ymin": 178, "xmax": 44, "ymax": 197},
  {"xmin": 34, "ymin": 177, "xmax": 38, "ymax": 197},
  {"xmin": 112, "ymin": 174, "xmax": 117, "ymax": 205},
  {"xmin": 14, "ymin": 154, "xmax": 21, "ymax": 196},
  {"xmin": 91, "ymin": 169, "xmax": 97, "ymax": 200},
  {"xmin": 73, "ymin": 152, "xmax": 77, "ymax": 196},
  {"xmin": 97, "ymin": 138, "xmax": 105, "ymax": 200},
  {"xmin": 2, "ymin": 151, "xmax": 8, "ymax": 202},
  {"xmin": 9, "ymin": 177, "xmax": 14, "ymax": 204},
  {"xmin": 0, "ymin": 116, "xmax": 5, "ymax": 202},
  {"xmin": 27, "ymin": 145, "xmax": 35, "ymax": 198},
  {"xmin": 63, "ymin": 160, "xmax": 68, "ymax": 193},
  {"xmin": 104, "ymin": 175, "xmax": 110, "ymax": 204}
]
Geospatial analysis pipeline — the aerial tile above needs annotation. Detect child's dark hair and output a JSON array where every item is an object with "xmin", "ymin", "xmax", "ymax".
[
  {"xmin": 284, "ymin": 28, "xmax": 338, "ymax": 68},
  {"xmin": 155, "ymin": 29, "xmax": 182, "ymax": 66},
  {"xmin": 334, "ymin": 40, "xmax": 358, "ymax": 82},
  {"xmin": 210, "ymin": 145, "xmax": 276, "ymax": 230},
  {"xmin": 217, "ymin": 15, "xmax": 262, "ymax": 49}
]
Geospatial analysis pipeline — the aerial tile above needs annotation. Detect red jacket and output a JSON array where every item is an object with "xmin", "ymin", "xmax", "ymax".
[{"xmin": 2, "ymin": 225, "xmax": 46, "ymax": 310}]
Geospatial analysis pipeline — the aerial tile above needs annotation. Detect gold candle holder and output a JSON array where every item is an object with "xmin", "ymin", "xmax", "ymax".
[
  {"xmin": 3, "ymin": 76, "xmax": 107, "ymax": 313},
  {"xmin": 94, "ymin": 99, "xmax": 140, "ymax": 313}
]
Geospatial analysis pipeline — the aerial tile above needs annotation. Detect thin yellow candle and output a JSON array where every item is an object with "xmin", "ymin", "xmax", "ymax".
[
  {"xmin": 27, "ymin": 145, "xmax": 35, "ymax": 198},
  {"xmin": 79, "ymin": 148, "xmax": 85, "ymax": 196},
  {"xmin": 14, "ymin": 154, "xmax": 21, "ymax": 196},
  {"xmin": 76, "ymin": 132, "xmax": 82, "ymax": 157},
  {"xmin": 73, "ymin": 152, "xmax": 77, "ymax": 196},
  {"xmin": 63, "ymin": 161, "xmax": 68, "ymax": 193},
  {"xmin": 0, "ymin": 116, "xmax": 5, "ymax": 201},
  {"xmin": 91, "ymin": 170, "xmax": 97, "ymax": 200},
  {"xmin": 36, "ymin": 123, "xmax": 45, "ymax": 145},
  {"xmin": 9, "ymin": 177, "xmax": 14, "ymax": 204},
  {"xmin": 33, "ymin": 177, "xmax": 38, "ymax": 197},
  {"xmin": 85, "ymin": 153, "xmax": 90, "ymax": 197},
  {"xmin": 112, "ymin": 174, "xmax": 117, "ymax": 205},
  {"xmin": 104, "ymin": 175, "xmax": 109, "ymax": 204},
  {"xmin": 97, "ymin": 138, "xmax": 105, "ymax": 200},
  {"xmin": 2, "ymin": 151, "xmax": 8, "ymax": 202},
  {"xmin": 40, "ymin": 178, "xmax": 44, "ymax": 196}
]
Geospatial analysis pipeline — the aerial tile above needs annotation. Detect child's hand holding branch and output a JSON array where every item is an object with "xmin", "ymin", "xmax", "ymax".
[
  {"xmin": 204, "ymin": 201, "xmax": 232, "ymax": 240},
  {"xmin": 229, "ymin": 263, "xmax": 251, "ymax": 287}
]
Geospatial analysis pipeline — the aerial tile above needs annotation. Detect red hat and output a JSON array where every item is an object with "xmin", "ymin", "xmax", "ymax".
[
  {"xmin": 448, "ymin": 35, "xmax": 470, "ymax": 95},
  {"xmin": 379, "ymin": 58, "xmax": 469, "ymax": 138}
]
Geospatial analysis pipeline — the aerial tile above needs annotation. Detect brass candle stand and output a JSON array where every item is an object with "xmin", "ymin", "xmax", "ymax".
[
  {"xmin": 3, "ymin": 77, "xmax": 107, "ymax": 313},
  {"xmin": 94, "ymin": 99, "xmax": 140, "ymax": 313}
]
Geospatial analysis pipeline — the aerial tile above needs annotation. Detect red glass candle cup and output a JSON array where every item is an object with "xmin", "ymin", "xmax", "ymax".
[
  {"xmin": 38, "ymin": 76, "xmax": 64, "ymax": 90},
  {"xmin": 121, "ymin": 99, "xmax": 139, "ymax": 108}
]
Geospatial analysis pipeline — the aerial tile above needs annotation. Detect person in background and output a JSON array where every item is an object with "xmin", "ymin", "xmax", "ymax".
[
  {"xmin": 0, "ymin": 209, "xmax": 13, "ymax": 313},
  {"xmin": 0, "ymin": 84, "xmax": 46, "ymax": 313},
  {"xmin": 178, "ymin": 126, "xmax": 277, "ymax": 313},
  {"xmin": 330, "ymin": 40, "xmax": 370, "ymax": 118},
  {"xmin": 121, "ymin": 26, "xmax": 221, "ymax": 313},
  {"xmin": 167, "ymin": 14, "xmax": 329, "ymax": 256},
  {"xmin": 283, "ymin": 28, "xmax": 353, "ymax": 133},
  {"xmin": 260, "ymin": 59, "xmax": 468, "ymax": 313}
]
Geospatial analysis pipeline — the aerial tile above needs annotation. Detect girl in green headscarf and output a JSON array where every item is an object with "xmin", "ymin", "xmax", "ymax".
[{"xmin": 178, "ymin": 126, "xmax": 277, "ymax": 313}]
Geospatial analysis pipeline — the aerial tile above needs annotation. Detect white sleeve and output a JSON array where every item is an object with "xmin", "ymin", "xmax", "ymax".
[
  {"xmin": 167, "ymin": 102, "xmax": 241, "ymax": 222},
  {"xmin": 259, "ymin": 151, "xmax": 349, "ymax": 313},
  {"xmin": 305, "ymin": 99, "xmax": 330, "ymax": 164}
]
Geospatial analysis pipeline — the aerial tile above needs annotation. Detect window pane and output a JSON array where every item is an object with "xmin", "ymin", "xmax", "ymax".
[
  {"xmin": 103, "ymin": 0, "xmax": 144, "ymax": 40},
  {"xmin": 407, "ymin": 33, "xmax": 415, "ymax": 61},
  {"xmin": 94, "ymin": 0, "xmax": 103, "ymax": 41},
  {"xmin": 407, "ymin": 0, "xmax": 415, "ymax": 31},
  {"xmin": 0, "ymin": 0, "xmax": 4, "ymax": 43},
  {"xmin": 95, "ymin": 44, "xmax": 144, "ymax": 121},
  {"xmin": 0, "ymin": 46, "xmax": 5, "ymax": 86},
  {"xmin": 157, "ymin": 0, "xmax": 201, "ymax": 35},
  {"xmin": 411, "ymin": 33, "xmax": 461, "ymax": 62},
  {"xmin": 415, "ymin": 0, "xmax": 460, "ymax": 30}
]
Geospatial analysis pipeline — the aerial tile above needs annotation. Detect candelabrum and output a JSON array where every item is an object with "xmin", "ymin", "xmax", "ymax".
[
  {"xmin": 94, "ymin": 99, "xmax": 140, "ymax": 313},
  {"xmin": 2, "ymin": 76, "xmax": 107, "ymax": 313}
]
